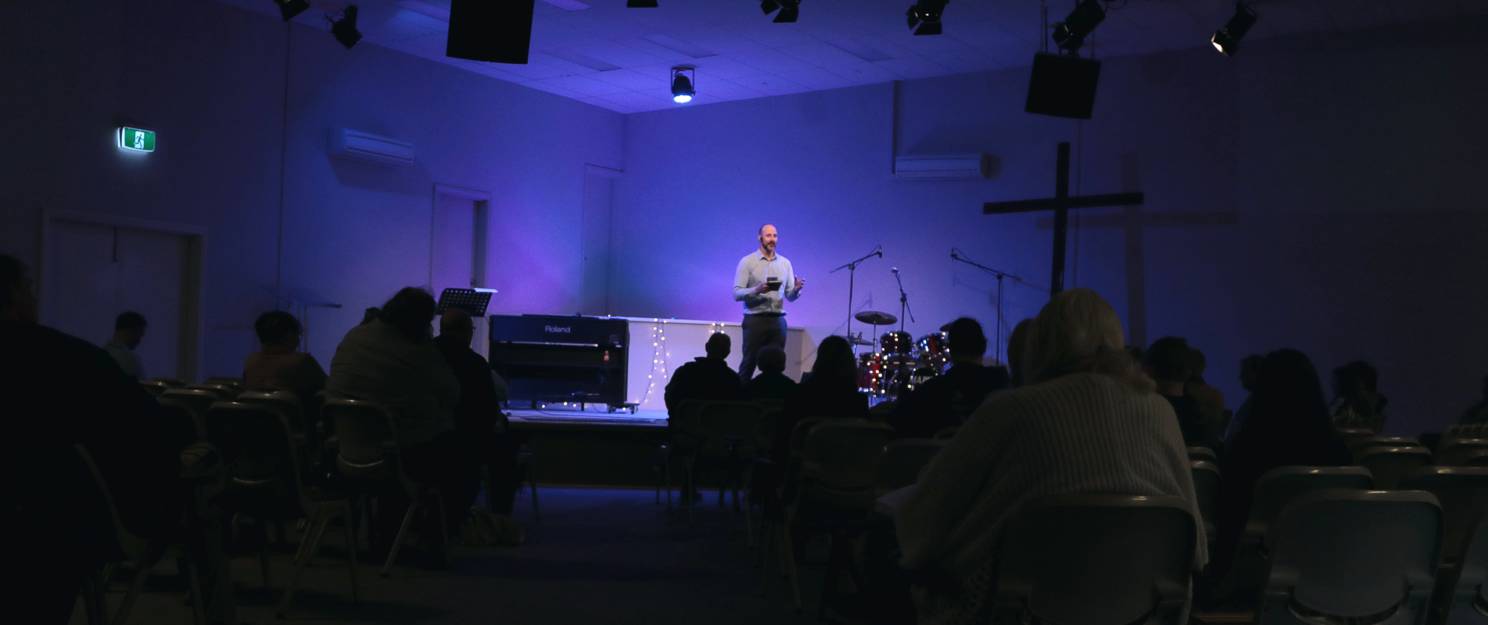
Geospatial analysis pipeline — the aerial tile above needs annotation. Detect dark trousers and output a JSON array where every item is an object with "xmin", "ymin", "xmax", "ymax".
[{"xmin": 739, "ymin": 313, "xmax": 787, "ymax": 382}]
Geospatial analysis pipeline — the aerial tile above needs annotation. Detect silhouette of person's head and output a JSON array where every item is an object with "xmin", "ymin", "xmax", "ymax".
[
  {"xmin": 1249, "ymin": 348, "xmax": 1331, "ymax": 433},
  {"xmin": 0, "ymin": 254, "xmax": 38, "ymax": 324},
  {"xmin": 1006, "ymin": 318, "xmax": 1035, "ymax": 387},
  {"xmin": 1239, "ymin": 354, "xmax": 1263, "ymax": 392},
  {"xmin": 379, "ymin": 288, "xmax": 437, "ymax": 341},
  {"xmin": 439, "ymin": 308, "xmax": 475, "ymax": 347},
  {"xmin": 810, "ymin": 335, "xmax": 856, "ymax": 390},
  {"xmin": 1024, "ymin": 289, "xmax": 1148, "ymax": 391},
  {"xmin": 254, "ymin": 310, "xmax": 303, "ymax": 350},
  {"xmin": 945, "ymin": 317, "xmax": 988, "ymax": 363},
  {"xmin": 1143, "ymin": 337, "xmax": 1191, "ymax": 391},
  {"xmin": 114, "ymin": 311, "xmax": 148, "ymax": 349},
  {"xmin": 756, "ymin": 345, "xmax": 787, "ymax": 374},
  {"xmin": 704, "ymin": 332, "xmax": 731, "ymax": 360}
]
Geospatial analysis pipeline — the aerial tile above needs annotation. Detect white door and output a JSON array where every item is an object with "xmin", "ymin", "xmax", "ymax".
[
  {"xmin": 430, "ymin": 190, "xmax": 489, "ymax": 357},
  {"xmin": 42, "ymin": 220, "xmax": 197, "ymax": 381}
]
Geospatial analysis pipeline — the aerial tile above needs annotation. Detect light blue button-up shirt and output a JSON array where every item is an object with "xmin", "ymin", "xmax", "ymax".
[{"xmin": 733, "ymin": 250, "xmax": 800, "ymax": 315}]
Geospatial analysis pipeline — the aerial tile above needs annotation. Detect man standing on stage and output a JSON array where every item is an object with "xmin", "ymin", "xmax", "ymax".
[{"xmin": 733, "ymin": 224, "xmax": 805, "ymax": 382}]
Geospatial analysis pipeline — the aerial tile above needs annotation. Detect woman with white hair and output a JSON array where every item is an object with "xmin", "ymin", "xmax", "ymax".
[{"xmin": 892, "ymin": 289, "xmax": 1206, "ymax": 625}]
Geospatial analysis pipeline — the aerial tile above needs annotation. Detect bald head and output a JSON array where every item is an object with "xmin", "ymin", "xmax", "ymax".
[
  {"xmin": 758, "ymin": 223, "xmax": 778, "ymax": 256},
  {"xmin": 440, "ymin": 308, "xmax": 474, "ymax": 346}
]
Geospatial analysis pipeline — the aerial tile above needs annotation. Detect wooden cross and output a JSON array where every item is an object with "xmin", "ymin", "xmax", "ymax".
[{"xmin": 983, "ymin": 142, "xmax": 1145, "ymax": 297}]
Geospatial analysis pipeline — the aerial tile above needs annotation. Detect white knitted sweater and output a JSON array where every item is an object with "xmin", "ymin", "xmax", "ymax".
[{"xmin": 894, "ymin": 372, "xmax": 1207, "ymax": 624}]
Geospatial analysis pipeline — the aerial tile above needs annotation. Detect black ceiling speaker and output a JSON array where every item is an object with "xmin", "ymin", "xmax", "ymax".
[
  {"xmin": 447, "ymin": 0, "xmax": 535, "ymax": 64},
  {"xmin": 1025, "ymin": 52, "xmax": 1101, "ymax": 119}
]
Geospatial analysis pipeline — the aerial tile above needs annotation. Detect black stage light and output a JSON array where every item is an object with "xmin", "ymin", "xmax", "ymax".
[
  {"xmin": 447, "ymin": 0, "xmax": 536, "ymax": 64},
  {"xmin": 906, "ymin": 0, "xmax": 948, "ymax": 36},
  {"xmin": 761, "ymin": 0, "xmax": 800, "ymax": 24},
  {"xmin": 1211, "ymin": 3, "xmax": 1257, "ymax": 56},
  {"xmin": 627, "ymin": 0, "xmax": 659, "ymax": 6},
  {"xmin": 276, "ymin": 0, "xmax": 309, "ymax": 22},
  {"xmin": 670, "ymin": 66, "xmax": 695, "ymax": 104},
  {"xmin": 330, "ymin": 5, "xmax": 362, "ymax": 49},
  {"xmin": 1051, "ymin": 0, "xmax": 1105, "ymax": 53}
]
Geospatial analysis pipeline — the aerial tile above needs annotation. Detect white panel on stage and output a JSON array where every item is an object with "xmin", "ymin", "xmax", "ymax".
[{"xmin": 616, "ymin": 316, "xmax": 809, "ymax": 412}]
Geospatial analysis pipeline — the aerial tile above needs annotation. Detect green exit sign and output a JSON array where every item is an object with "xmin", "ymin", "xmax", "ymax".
[{"xmin": 117, "ymin": 126, "xmax": 156, "ymax": 153}]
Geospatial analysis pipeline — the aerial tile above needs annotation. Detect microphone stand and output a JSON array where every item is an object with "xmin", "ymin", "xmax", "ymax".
[
  {"xmin": 950, "ymin": 250, "xmax": 1022, "ymax": 365},
  {"xmin": 891, "ymin": 269, "xmax": 915, "ymax": 338},
  {"xmin": 830, "ymin": 245, "xmax": 882, "ymax": 354}
]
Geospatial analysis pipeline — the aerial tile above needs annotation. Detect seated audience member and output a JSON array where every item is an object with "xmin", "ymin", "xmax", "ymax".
[
  {"xmin": 775, "ymin": 335, "xmax": 870, "ymax": 461},
  {"xmin": 890, "ymin": 317, "xmax": 1009, "ymax": 438},
  {"xmin": 1212, "ymin": 349, "xmax": 1350, "ymax": 584},
  {"xmin": 894, "ymin": 289, "xmax": 1206, "ymax": 625},
  {"xmin": 327, "ymin": 287, "xmax": 471, "ymax": 540},
  {"xmin": 242, "ymin": 310, "xmax": 327, "ymax": 406},
  {"xmin": 105, "ymin": 310, "xmax": 148, "ymax": 380},
  {"xmin": 1006, "ymin": 318, "xmax": 1034, "ymax": 388},
  {"xmin": 434, "ymin": 308, "xmax": 525, "ymax": 544},
  {"xmin": 743, "ymin": 344, "xmax": 796, "ymax": 403},
  {"xmin": 664, "ymin": 332, "xmax": 743, "ymax": 418},
  {"xmin": 1145, "ymin": 336, "xmax": 1220, "ymax": 450},
  {"xmin": 2, "ymin": 254, "xmax": 180, "ymax": 623},
  {"xmin": 1461, "ymin": 375, "xmax": 1488, "ymax": 425},
  {"xmin": 1186, "ymin": 346, "xmax": 1228, "ymax": 438},
  {"xmin": 1331, "ymin": 360, "xmax": 1387, "ymax": 433},
  {"xmin": 1224, "ymin": 354, "xmax": 1263, "ymax": 442}
]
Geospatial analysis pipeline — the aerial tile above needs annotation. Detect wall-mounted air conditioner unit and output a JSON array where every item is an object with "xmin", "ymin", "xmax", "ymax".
[
  {"xmin": 330, "ymin": 128, "xmax": 416, "ymax": 165},
  {"xmin": 893, "ymin": 154, "xmax": 990, "ymax": 180}
]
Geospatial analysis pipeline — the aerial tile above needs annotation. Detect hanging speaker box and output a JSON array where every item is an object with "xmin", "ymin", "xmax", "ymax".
[{"xmin": 446, "ymin": 0, "xmax": 535, "ymax": 64}]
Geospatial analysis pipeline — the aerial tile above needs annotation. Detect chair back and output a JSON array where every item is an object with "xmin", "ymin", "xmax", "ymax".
[
  {"xmin": 186, "ymin": 383, "xmax": 237, "ymax": 399},
  {"xmin": 695, "ymin": 401, "xmax": 764, "ymax": 457},
  {"xmin": 1357, "ymin": 447, "xmax": 1433, "ymax": 489},
  {"xmin": 202, "ymin": 377, "xmax": 243, "ymax": 390},
  {"xmin": 1260, "ymin": 490, "xmax": 1440, "ymax": 625},
  {"xmin": 874, "ymin": 439, "xmax": 945, "ymax": 494},
  {"xmin": 159, "ymin": 389, "xmax": 220, "ymax": 436},
  {"xmin": 668, "ymin": 400, "xmax": 707, "ymax": 454},
  {"xmin": 1247, "ymin": 466, "xmax": 1373, "ymax": 538},
  {"xmin": 237, "ymin": 390, "xmax": 308, "ymax": 435},
  {"xmin": 787, "ymin": 416, "xmax": 828, "ymax": 461},
  {"xmin": 1350, "ymin": 435, "xmax": 1423, "ymax": 458},
  {"xmin": 323, "ymin": 398, "xmax": 398, "ymax": 481},
  {"xmin": 1191, "ymin": 460, "xmax": 1221, "ymax": 537},
  {"xmin": 1402, "ymin": 467, "xmax": 1488, "ymax": 565},
  {"xmin": 1187, "ymin": 446, "xmax": 1217, "ymax": 464},
  {"xmin": 140, "ymin": 379, "xmax": 173, "ymax": 396},
  {"xmin": 1441, "ymin": 439, "xmax": 1488, "ymax": 466},
  {"xmin": 205, "ymin": 401, "xmax": 306, "ymax": 513},
  {"xmin": 1442, "ymin": 518, "xmax": 1488, "ymax": 625},
  {"xmin": 801, "ymin": 421, "xmax": 894, "ymax": 493},
  {"xmin": 990, "ymin": 494, "xmax": 1196, "ymax": 625}
]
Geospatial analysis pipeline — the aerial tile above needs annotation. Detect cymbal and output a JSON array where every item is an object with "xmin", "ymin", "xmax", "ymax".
[
  {"xmin": 846, "ymin": 334, "xmax": 874, "ymax": 346},
  {"xmin": 854, "ymin": 310, "xmax": 897, "ymax": 326}
]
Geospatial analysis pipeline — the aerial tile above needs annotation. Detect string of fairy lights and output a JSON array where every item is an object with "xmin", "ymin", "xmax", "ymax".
[{"xmin": 636, "ymin": 319, "xmax": 731, "ymax": 407}]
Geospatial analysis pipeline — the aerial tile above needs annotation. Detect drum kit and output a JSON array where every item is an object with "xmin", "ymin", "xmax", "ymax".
[{"xmin": 850, "ymin": 310, "xmax": 950, "ymax": 398}]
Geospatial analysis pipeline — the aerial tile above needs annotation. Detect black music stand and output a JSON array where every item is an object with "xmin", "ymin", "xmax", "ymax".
[{"xmin": 437, "ymin": 288, "xmax": 493, "ymax": 316}]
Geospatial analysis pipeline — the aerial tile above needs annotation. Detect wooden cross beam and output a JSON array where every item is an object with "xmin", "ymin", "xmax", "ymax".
[{"xmin": 983, "ymin": 142, "xmax": 1145, "ymax": 297}]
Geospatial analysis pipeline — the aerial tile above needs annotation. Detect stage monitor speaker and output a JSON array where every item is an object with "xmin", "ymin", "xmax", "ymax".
[
  {"xmin": 447, "ymin": 0, "xmax": 535, "ymax": 64},
  {"xmin": 1025, "ymin": 53, "xmax": 1101, "ymax": 119}
]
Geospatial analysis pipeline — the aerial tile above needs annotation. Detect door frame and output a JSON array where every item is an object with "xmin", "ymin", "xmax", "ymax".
[
  {"xmin": 39, "ymin": 210, "xmax": 207, "ymax": 382},
  {"xmin": 429, "ymin": 183, "xmax": 491, "ymax": 292}
]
